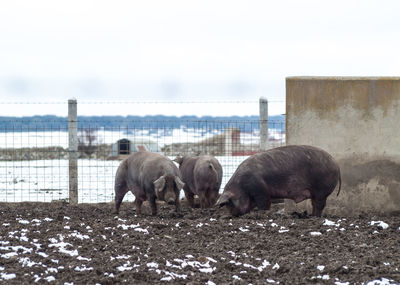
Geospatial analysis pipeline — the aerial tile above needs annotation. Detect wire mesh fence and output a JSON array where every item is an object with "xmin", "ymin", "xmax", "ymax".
[{"xmin": 0, "ymin": 101, "xmax": 285, "ymax": 203}]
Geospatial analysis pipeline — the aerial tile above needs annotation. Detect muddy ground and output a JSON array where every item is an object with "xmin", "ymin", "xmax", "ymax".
[{"xmin": 1, "ymin": 201, "xmax": 400, "ymax": 284}]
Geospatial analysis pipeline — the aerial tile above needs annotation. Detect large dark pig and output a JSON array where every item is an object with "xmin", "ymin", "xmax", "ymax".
[
  {"xmin": 216, "ymin": 145, "xmax": 341, "ymax": 217},
  {"xmin": 174, "ymin": 155, "xmax": 223, "ymax": 208},
  {"xmin": 114, "ymin": 151, "xmax": 185, "ymax": 215}
]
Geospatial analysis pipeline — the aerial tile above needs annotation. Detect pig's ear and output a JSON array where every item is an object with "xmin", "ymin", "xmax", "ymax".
[
  {"xmin": 174, "ymin": 176, "xmax": 185, "ymax": 190},
  {"xmin": 216, "ymin": 192, "xmax": 234, "ymax": 207},
  {"xmin": 154, "ymin": 176, "xmax": 166, "ymax": 193},
  {"xmin": 173, "ymin": 155, "xmax": 183, "ymax": 165}
]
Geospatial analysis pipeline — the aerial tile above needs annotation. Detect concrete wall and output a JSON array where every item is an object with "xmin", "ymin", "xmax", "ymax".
[{"xmin": 285, "ymin": 77, "xmax": 400, "ymax": 216}]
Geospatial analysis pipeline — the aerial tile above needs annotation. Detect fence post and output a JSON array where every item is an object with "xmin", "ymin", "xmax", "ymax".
[
  {"xmin": 224, "ymin": 128, "xmax": 233, "ymax": 156},
  {"xmin": 259, "ymin": 97, "xmax": 268, "ymax": 150},
  {"xmin": 68, "ymin": 98, "xmax": 78, "ymax": 205}
]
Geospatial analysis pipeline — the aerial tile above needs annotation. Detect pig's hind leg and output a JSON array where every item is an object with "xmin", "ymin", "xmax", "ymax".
[
  {"xmin": 135, "ymin": 198, "xmax": 144, "ymax": 215},
  {"xmin": 311, "ymin": 197, "xmax": 327, "ymax": 217},
  {"xmin": 149, "ymin": 195, "xmax": 157, "ymax": 216},
  {"xmin": 114, "ymin": 177, "xmax": 128, "ymax": 215},
  {"xmin": 184, "ymin": 189, "xmax": 197, "ymax": 208}
]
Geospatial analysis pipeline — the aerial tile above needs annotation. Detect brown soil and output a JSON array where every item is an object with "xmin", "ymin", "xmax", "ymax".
[{"xmin": 1, "ymin": 201, "xmax": 400, "ymax": 284}]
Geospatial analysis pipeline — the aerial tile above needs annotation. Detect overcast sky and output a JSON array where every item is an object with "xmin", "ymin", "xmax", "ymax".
[{"xmin": 1, "ymin": 0, "xmax": 399, "ymax": 116}]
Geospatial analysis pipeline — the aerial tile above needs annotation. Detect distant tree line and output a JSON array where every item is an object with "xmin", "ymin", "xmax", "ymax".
[{"xmin": 0, "ymin": 115, "xmax": 285, "ymax": 133}]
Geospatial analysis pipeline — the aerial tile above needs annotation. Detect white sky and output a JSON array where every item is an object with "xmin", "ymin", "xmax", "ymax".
[{"xmin": 1, "ymin": 0, "xmax": 399, "ymax": 116}]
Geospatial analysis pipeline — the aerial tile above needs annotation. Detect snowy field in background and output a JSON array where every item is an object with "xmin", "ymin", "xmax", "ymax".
[
  {"xmin": 0, "ymin": 127, "xmax": 285, "ymax": 203},
  {"xmin": 0, "ymin": 128, "xmax": 285, "ymax": 149},
  {"xmin": 0, "ymin": 156, "xmax": 248, "ymax": 203}
]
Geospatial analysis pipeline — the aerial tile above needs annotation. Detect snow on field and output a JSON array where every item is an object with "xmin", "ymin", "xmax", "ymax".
[
  {"xmin": 0, "ymin": 204, "xmax": 398, "ymax": 284},
  {"xmin": 0, "ymin": 156, "xmax": 248, "ymax": 203},
  {"xmin": 0, "ymin": 128, "xmax": 282, "ymax": 149}
]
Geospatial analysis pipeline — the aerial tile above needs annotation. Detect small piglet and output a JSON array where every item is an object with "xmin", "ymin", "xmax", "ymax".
[
  {"xmin": 216, "ymin": 145, "xmax": 341, "ymax": 217},
  {"xmin": 114, "ymin": 151, "xmax": 185, "ymax": 215},
  {"xmin": 174, "ymin": 155, "xmax": 223, "ymax": 208}
]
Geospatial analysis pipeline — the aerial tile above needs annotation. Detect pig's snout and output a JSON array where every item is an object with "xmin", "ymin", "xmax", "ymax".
[{"xmin": 167, "ymin": 198, "xmax": 175, "ymax": 205}]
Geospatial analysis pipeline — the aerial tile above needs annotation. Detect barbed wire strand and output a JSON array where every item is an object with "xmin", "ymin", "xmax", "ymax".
[{"xmin": 0, "ymin": 100, "xmax": 285, "ymax": 104}]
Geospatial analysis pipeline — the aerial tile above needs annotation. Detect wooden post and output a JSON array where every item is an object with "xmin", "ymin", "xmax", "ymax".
[
  {"xmin": 68, "ymin": 98, "xmax": 78, "ymax": 205},
  {"xmin": 224, "ymin": 128, "xmax": 233, "ymax": 156},
  {"xmin": 259, "ymin": 97, "xmax": 268, "ymax": 151}
]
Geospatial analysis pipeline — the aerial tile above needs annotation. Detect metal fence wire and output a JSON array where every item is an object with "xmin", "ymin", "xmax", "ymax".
[{"xmin": 0, "ymin": 101, "xmax": 285, "ymax": 203}]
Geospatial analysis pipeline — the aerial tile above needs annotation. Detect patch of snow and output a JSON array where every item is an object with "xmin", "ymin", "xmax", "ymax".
[
  {"xmin": 49, "ymin": 239, "xmax": 78, "ymax": 256},
  {"xmin": 272, "ymin": 263, "xmax": 280, "ymax": 270},
  {"xmin": 134, "ymin": 228, "xmax": 149, "ymax": 234},
  {"xmin": 370, "ymin": 221, "xmax": 389, "ymax": 230},
  {"xmin": 31, "ymin": 242, "xmax": 42, "ymax": 250},
  {"xmin": 233, "ymin": 275, "xmax": 241, "ymax": 280},
  {"xmin": 199, "ymin": 267, "xmax": 214, "ymax": 273},
  {"xmin": 279, "ymin": 226, "xmax": 289, "ymax": 233},
  {"xmin": 44, "ymin": 218, "xmax": 53, "ymax": 222},
  {"xmin": 1, "ymin": 273, "xmax": 17, "ymax": 280},
  {"xmin": 69, "ymin": 232, "xmax": 90, "ymax": 240},
  {"xmin": 258, "ymin": 260, "xmax": 271, "ymax": 272},
  {"xmin": 46, "ymin": 268, "xmax": 58, "ymax": 273},
  {"xmin": 243, "ymin": 263, "xmax": 257, "ymax": 270},
  {"xmin": 18, "ymin": 219, "xmax": 30, "ymax": 224},
  {"xmin": 229, "ymin": 260, "xmax": 242, "ymax": 266},
  {"xmin": 111, "ymin": 254, "xmax": 131, "ymax": 261},
  {"xmin": 310, "ymin": 231, "xmax": 322, "ymax": 236},
  {"xmin": 366, "ymin": 278, "xmax": 395, "ymax": 285},
  {"xmin": 317, "ymin": 265, "xmax": 325, "ymax": 271},
  {"xmin": 59, "ymin": 247, "xmax": 78, "ymax": 257},
  {"xmin": 335, "ymin": 282, "xmax": 349, "ymax": 285},
  {"xmin": 19, "ymin": 257, "xmax": 41, "ymax": 267},
  {"xmin": 77, "ymin": 256, "xmax": 92, "ymax": 261},
  {"xmin": 44, "ymin": 276, "xmax": 56, "ymax": 282},
  {"xmin": 117, "ymin": 265, "xmax": 133, "ymax": 271},
  {"xmin": 207, "ymin": 281, "xmax": 216, "ymax": 285},
  {"xmin": 147, "ymin": 262, "xmax": 159, "ymax": 268},
  {"xmin": 239, "ymin": 227, "xmax": 249, "ymax": 232},
  {"xmin": 207, "ymin": 257, "xmax": 217, "ymax": 263},
  {"xmin": 117, "ymin": 223, "xmax": 140, "ymax": 230},
  {"xmin": 270, "ymin": 223, "xmax": 278, "ymax": 227},
  {"xmin": 1, "ymin": 252, "xmax": 17, "ymax": 259},
  {"xmin": 323, "ymin": 219, "xmax": 338, "ymax": 226},
  {"xmin": 75, "ymin": 265, "xmax": 93, "ymax": 272},
  {"xmin": 159, "ymin": 270, "xmax": 187, "ymax": 281}
]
